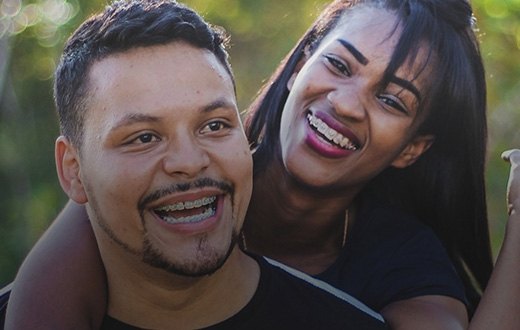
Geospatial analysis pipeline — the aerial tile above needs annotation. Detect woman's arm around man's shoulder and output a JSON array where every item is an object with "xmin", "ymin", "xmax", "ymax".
[{"xmin": 5, "ymin": 201, "xmax": 106, "ymax": 330}]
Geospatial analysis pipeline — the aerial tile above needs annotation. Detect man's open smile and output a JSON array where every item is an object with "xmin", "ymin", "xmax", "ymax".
[{"xmin": 154, "ymin": 195, "xmax": 218, "ymax": 224}]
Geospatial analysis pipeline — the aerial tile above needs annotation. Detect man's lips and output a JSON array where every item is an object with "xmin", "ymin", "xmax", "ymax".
[
  {"xmin": 153, "ymin": 195, "xmax": 219, "ymax": 225},
  {"xmin": 142, "ymin": 185, "xmax": 228, "ymax": 226}
]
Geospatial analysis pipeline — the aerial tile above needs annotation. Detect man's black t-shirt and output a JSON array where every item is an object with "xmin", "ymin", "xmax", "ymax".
[
  {"xmin": 0, "ymin": 283, "xmax": 11, "ymax": 328},
  {"xmin": 101, "ymin": 255, "xmax": 387, "ymax": 329}
]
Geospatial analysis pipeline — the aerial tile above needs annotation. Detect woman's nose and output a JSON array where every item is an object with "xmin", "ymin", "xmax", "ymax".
[{"xmin": 327, "ymin": 87, "xmax": 367, "ymax": 122}]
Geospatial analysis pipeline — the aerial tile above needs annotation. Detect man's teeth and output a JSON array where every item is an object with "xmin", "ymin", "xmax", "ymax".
[
  {"xmin": 155, "ymin": 196, "xmax": 216, "ymax": 212},
  {"xmin": 161, "ymin": 207, "xmax": 215, "ymax": 225},
  {"xmin": 307, "ymin": 113, "xmax": 357, "ymax": 151},
  {"xmin": 154, "ymin": 196, "xmax": 217, "ymax": 224}
]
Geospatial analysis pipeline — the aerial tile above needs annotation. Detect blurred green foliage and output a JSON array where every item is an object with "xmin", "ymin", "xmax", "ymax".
[{"xmin": 0, "ymin": 0, "xmax": 519, "ymax": 287}]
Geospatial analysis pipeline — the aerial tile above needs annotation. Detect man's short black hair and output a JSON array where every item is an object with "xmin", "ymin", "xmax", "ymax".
[{"xmin": 54, "ymin": 0, "xmax": 233, "ymax": 148}]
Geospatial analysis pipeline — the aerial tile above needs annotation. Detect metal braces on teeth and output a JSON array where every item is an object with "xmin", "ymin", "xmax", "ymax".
[
  {"xmin": 307, "ymin": 113, "xmax": 357, "ymax": 150},
  {"xmin": 162, "ymin": 206, "xmax": 216, "ymax": 224},
  {"xmin": 155, "ymin": 196, "xmax": 217, "ymax": 212}
]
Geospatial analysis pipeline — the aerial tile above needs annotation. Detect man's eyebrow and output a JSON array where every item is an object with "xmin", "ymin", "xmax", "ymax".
[
  {"xmin": 111, "ymin": 113, "xmax": 160, "ymax": 131},
  {"xmin": 390, "ymin": 76, "xmax": 422, "ymax": 102},
  {"xmin": 201, "ymin": 98, "xmax": 237, "ymax": 113},
  {"xmin": 110, "ymin": 98, "xmax": 236, "ymax": 131},
  {"xmin": 337, "ymin": 39, "xmax": 369, "ymax": 65}
]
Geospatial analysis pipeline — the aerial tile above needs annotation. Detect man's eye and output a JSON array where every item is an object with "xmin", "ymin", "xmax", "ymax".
[
  {"xmin": 324, "ymin": 54, "xmax": 351, "ymax": 76},
  {"xmin": 200, "ymin": 121, "xmax": 230, "ymax": 134},
  {"xmin": 131, "ymin": 133, "xmax": 160, "ymax": 144}
]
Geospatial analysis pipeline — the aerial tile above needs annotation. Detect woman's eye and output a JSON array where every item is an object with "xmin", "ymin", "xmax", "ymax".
[
  {"xmin": 200, "ymin": 121, "xmax": 230, "ymax": 134},
  {"xmin": 131, "ymin": 133, "xmax": 160, "ymax": 144},
  {"xmin": 378, "ymin": 95, "xmax": 408, "ymax": 114},
  {"xmin": 324, "ymin": 54, "xmax": 351, "ymax": 76}
]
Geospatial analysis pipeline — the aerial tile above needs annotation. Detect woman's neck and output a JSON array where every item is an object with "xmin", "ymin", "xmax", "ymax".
[{"xmin": 242, "ymin": 158, "xmax": 360, "ymax": 274}]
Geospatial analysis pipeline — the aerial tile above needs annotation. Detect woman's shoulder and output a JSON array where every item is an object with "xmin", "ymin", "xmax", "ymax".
[
  {"xmin": 351, "ymin": 202, "xmax": 439, "ymax": 249},
  {"xmin": 318, "ymin": 202, "xmax": 467, "ymax": 311}
]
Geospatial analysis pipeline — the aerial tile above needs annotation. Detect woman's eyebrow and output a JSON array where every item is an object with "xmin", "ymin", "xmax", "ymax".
[
  {"xmin": 337, "ymin": 39, "xmax": 369, "ymax": 65},
  {"xmin": 336, "ymin": 38, "xmax": 421, "ymax": 101},
  {"xmin": 390, "ymin": 76, "xmax": 421, "ymax": 102}
]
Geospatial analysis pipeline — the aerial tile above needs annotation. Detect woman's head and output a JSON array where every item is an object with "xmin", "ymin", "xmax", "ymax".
[
  {"xmin": 246, "ymin": 0, "xmax": 484, "ymax": 184},
  {"xmin": 277, "ymin": 5, "xmax": 437, "ymax": 190},
  {"xmin": 246, "ymin": 0, "xmax": 491, "ymax": 311}
]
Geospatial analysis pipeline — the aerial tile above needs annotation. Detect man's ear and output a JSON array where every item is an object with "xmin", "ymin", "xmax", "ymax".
[
  {"xmin": 55, "ymin": 136, "xmax": 88, "ymax": 204},
  {"xmin": 287, "ymin": 46, "xmax": 311, "ymax": 91},
  {"xmin": 391, "ymin": 134, "xmax": 435, "ymax": 169}
]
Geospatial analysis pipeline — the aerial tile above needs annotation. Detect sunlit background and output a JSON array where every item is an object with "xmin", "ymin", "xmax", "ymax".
[{"xmin": 1, "ymin": 0, "xmax": 519, "ymax": 286}]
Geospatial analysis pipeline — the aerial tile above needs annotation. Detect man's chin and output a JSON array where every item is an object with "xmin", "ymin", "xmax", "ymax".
[{"xmin": 141, "ymin": 232, "xmax": 239, "ymax": 277}]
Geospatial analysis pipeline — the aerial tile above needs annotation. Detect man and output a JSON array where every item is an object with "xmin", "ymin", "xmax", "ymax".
[{"xmin": 1, "ymin": 0, "xmax": 387, "ymax": 328}]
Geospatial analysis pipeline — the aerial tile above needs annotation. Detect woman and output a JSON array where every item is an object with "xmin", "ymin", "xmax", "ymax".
[
  {"xmin": 5, "ymin": 0, "xmax": 518, "ymax": 329},
  {"xmin": 243, "ymin": 0, "xmax": 488, "ymax": 327}
]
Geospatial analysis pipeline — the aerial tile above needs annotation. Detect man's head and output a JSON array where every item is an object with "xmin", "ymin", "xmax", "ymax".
[
  {"xmin": 54, "ymin": 0, "xmax": 234, "ymax": 148},
  {"xmin": 55, "ymin": 0, "xmax": 252, "ymax": 277}
]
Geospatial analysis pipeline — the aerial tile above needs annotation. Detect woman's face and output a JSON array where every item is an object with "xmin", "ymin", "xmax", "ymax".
[{"xmin": 279, "ymin": 6, "xmax": 433, "ymax": 191}]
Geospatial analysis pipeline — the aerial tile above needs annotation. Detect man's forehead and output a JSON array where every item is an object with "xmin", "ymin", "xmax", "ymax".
[
  {"xmin": 86, "ymin": 43, "xmax": 234, "ymax": 107},
  {"xmin": 90, "ymin": 43, "xmax": 230, "ymax": 87},
  {"xmin": 79, "ymin": 43, "xmax": 237, "ymax": 139}
]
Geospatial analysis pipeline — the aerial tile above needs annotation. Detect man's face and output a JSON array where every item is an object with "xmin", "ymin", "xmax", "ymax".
[{"xmin": 60, "ymin": 42, "xmax": 252, "ymax": 276}]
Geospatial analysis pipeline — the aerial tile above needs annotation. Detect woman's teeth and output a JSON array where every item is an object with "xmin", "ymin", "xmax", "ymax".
[{"xmin": 307, "ymin": 113, "xmax": 358, "ymax": 151}]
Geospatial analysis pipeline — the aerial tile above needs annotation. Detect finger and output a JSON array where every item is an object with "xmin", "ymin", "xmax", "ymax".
[
  {"xmin": 502, "ymin": 149, "xmax": 520, "ymax": 163},
  {"xmin": 503, "ymin": 150, "xmax": 520, "ymax": 216}
]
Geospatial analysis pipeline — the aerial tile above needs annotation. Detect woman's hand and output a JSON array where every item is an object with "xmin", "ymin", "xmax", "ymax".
[
  {"xmin": 502, "ymin": 149, "xmax": 520, "ymax": 216},
  {"xmin": 469, "ymin": 149, "xmax": 520, "ymax": 330}
]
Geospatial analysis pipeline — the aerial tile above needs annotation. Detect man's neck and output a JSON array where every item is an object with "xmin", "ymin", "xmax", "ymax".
[{"xmin": 103, "ymin": 247, "xmax": 260, "ymax": 329}]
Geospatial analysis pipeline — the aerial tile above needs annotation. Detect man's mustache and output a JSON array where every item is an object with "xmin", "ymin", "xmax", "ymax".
[{"xmin": 138, "ymin": 177, "xmax": 234, "ymax": 212}]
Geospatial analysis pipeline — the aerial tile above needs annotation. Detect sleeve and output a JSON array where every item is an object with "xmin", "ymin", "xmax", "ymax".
[
  {"xmin": 0, "ymin": 283, "xmax": 12, "ymax": 327},
  {"xmin": 353, "ymin": 208, "xmax": 467, "ymax": 311}
]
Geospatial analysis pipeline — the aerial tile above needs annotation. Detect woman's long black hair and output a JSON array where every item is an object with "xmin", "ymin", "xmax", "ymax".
[{"xmin": 245, "ymin": 0, "xmax": 492, "ymax": 315}]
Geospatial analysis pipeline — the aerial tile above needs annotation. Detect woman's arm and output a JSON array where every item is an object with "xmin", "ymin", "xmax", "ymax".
[
  {"xmin": 5, "ymin": 200, "xmax": 107, "ymax": 329},
  {"xmin": 381, "ymin": 295, "xmax": 468, "ymax": 330},
  {"xmin": 379, "ymin": 150, "xmax": 520, "ymax": 330},
  {"xmin": 469, "ymin": 149, "xmax": 520, "ymax": 330}
]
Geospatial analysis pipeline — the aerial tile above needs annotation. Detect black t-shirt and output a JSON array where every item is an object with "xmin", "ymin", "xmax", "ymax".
[
  {"xmin": 316, "ymin": 203, "xmax": 467, "ymax": 311},
  {"xmin": 101, "ymin": 255, "xmax": 387, "ymax": 329},
  {"xmin": 0, "ymin": 284, "xmax": 10, "ymax": 329}
]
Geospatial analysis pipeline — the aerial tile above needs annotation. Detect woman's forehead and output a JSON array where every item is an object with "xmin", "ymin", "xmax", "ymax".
[
  {"xmin": 325, "ymin": 7, "xmax": 401, "ymax": 53},
  {"xmin": 328, "ymin": 6, "xmax": 435, "ymax": 87}
]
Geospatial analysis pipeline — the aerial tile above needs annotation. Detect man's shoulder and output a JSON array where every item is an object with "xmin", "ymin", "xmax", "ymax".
[
  {"xmin": 96, "ymin": 259, "xmax": 388, "ymax": 330},
  {"xmin": 252, "ymin": 255, "xmax": 388, "ymax": 329},
  {"xmin": 0, "ymin": 283, "xmax": 13, "ymax": 328}
]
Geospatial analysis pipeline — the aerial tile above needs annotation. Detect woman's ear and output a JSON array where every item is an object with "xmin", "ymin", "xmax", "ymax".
[
  {"xmin": 287, "ymin": 46, "xmax": 311, "ymax": 91},
  {"xmin": 391, "ymin": 134, "xmax": 435, "ymax": 168},
  {"xmin": 55, "ymin": 136, "xmax": 88, "ymax": 204}
]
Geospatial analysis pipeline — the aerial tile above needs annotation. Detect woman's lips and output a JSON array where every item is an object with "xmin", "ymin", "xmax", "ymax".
[
  {"xmin": 304, "ymin": 111, "xmax": 360, "ymax": 158},
  {"xmin": 306, "ymin": 112, "xmax": 359, "ymax": 150}
]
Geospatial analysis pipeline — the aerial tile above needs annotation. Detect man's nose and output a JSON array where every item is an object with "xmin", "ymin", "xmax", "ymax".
[{"xmin": 162, "ymin": 134, "xmax": 210, "ymax": 179}]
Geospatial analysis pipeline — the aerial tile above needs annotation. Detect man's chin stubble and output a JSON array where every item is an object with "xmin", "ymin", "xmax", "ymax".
[{"xmin": 141, "ymin": 230, "xmax": 240, "ymax": 277}]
